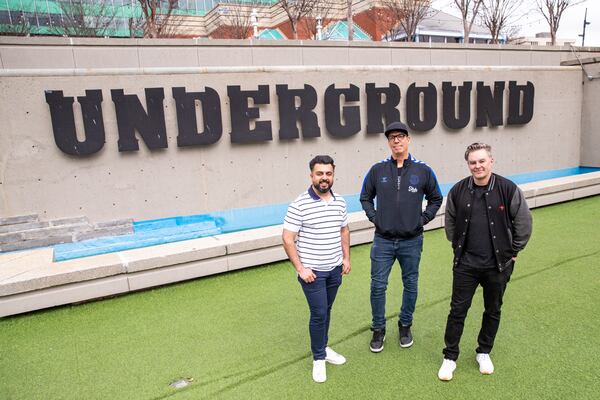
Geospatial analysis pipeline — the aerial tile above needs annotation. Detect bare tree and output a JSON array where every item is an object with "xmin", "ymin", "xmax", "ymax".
[
  {"xmin": 302, "ymin": 0, "xmax": 339, "ymax": 39},
  {"xmin": 382, "ymin": 0, "xmax": 431, "ymax": 42},
  {"xmin": 453, "ymin": 0, "xmax": 484, "ymax": 43},
  {"xmin": 480, "ymin": 0, "xmax": 524, "ymax": 44},
  {"xmin": 217, "ymin": 2, "xmax": 262, "ymax": 39},
  {"xmin": 138, "ymin": 0, "xmax": 178, "ymax": 38},
  {"xmin": 52, "ymin": 0, "xmax": 117, "ymax": 37},
  {"xmin": 346, "ymin": 0, "xmax": 354, "ymax": 40},
  {"xmin": 128, "ymin": 15, "xmax": 146, "ymax": 38},
  {"xmin": 504, "ymin": 24, "xmax": 526, "ymax": 44},
  {"xmin": 277, "ymin": 0, "xmax": 318, "ymax": 39},
  {"xmin": 536, "ymin": 0, "xmax": 583, "ymax": 45}
]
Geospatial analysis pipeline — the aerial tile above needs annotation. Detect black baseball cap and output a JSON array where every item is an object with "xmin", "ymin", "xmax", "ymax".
[{"xmin": 384, "ymin": 121, "xmax": 409, "ymax": 138}]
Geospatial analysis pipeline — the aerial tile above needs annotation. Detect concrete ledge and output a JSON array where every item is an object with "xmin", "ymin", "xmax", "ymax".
[
  {"xmin": 1, "ymin": 171, "xmax": 599, "ymax": 317},
  {"xmin": 573, "ymin": 184, "xmax": 600, "ymax": 199},
  {"xmin": 0, "ymin": 275, "xmax": 129, "ymax": 318},
  {"xmin": 0, "ymin": 250, "xmax": 124, "ymax": 297},
  {"xmin": 350, "ymin": 228, "xmax": 375, "ymax": 246},
  {"xmin": 425, "ymin": 215, "xmax": 444, "ymax": 230},
  {"xmin": 347, "ymin": 213, "xmax": 374, "ymax": 231},
  {"xmin": 0, "ymin": 64, "xmax": 581, "ymax": 78},
  {"xmin": 535, "ymin": 190, "xmax": 574, "ymax": 207},
  {"xmin": 127, "ymin": 258, "xmax": 228, "ymax": 291},
  {"xmin": 122, "ymin": 236, "xmax": 225, "ymax": 273},
  {"xmin": 227, "ymin": 246, "xmax": 287, "ymax": 271},
  {"xmin": 215, "ymin": 225, "xmax": 282, "ymax": 255}
]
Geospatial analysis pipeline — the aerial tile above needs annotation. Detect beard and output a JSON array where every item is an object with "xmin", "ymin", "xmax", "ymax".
[{"xmin": 313, "ymin": 179, "xmax": 332, "ymax": 194}]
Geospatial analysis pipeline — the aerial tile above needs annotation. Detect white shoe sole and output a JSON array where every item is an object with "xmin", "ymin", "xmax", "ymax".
[
  {"xmin": 369, "ymin": 336, "xmax": 385, "ymax": 353},
  {"xmin": 438, "ymin": 359, "xmax": 457, "ymax": 381},
  {"xmin": 312, "ymin": 361, "xmax": 326, "ymax": 383},
  {"xmin": 476, "ymin": 354, "xmax": 494, "ymax": 375},
  {"xmin": 369, "ymin": 345, "xmax": 384, "ymax": 353},
  {"xmin": 400, "ymin": 340, "xmax": 413, "ymax": 348}
]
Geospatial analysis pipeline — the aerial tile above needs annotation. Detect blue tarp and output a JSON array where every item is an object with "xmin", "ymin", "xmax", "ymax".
[{"xmin": 53, "ymin": 166, "xmax": 600, "ymax": 261}]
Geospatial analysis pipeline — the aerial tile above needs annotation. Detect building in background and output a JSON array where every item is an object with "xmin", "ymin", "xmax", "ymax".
[
  {"xmin": 386, "ymin": 9, "xmax": 498, "ymax": 44},
  {"xmin": 0, "ymin": 0, "xmax": 559, "ymax": 44},
  {"xmin": 522, "ymin": 32, "xmax": 576, "ymax": 46}
]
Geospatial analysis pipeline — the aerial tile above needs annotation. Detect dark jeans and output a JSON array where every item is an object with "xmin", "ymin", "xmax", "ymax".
[
  {"xmin": 442, "ymin": 262, "xmax": 514, "ymax": 361},
  {"xmin": 370, "ymin": 234, "xmax": 423, "ymax": 329},
  {"xmin": 298, "ymin": 265, "xmax": 343, "ymax": 360}
]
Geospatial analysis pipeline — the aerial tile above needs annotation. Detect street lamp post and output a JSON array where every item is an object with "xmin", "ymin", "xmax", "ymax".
[
  {"xmin": 251, "ymin": 8, "xmax": 259, "ymax": 39},
  {"xmin": 579, "ymin": 8, "xmax": 591, "ymax": 47},
  {"xmin": 316, "ymin": 16, "xmax": 322, "ymax": 40}
]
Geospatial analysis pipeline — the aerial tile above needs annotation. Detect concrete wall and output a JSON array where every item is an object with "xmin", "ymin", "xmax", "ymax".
[
  {"xmin": 2, "ymin": 37, "xmax": 600, "ymax": 69},
  {"xmin": 579, "ymin": 59, "xmax": 600, "ymax": 167},
  {"xmin": 0, "ymin": 38, "xmax": 591, "ymax": 223}
]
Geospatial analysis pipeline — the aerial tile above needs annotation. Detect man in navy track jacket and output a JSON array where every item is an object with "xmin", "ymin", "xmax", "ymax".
[{"xmin": 360, "ymin": 121, "xmax": 443, "ymax": 353}]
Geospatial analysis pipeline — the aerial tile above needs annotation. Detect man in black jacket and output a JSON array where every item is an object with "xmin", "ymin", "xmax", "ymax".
[
  {"xmin": 438, "ymin": 142, "xmax": 532, "ymax": 381},
  {"xmin": 360, "ymin": 121, "xmax": 442, "ymax": 353}
]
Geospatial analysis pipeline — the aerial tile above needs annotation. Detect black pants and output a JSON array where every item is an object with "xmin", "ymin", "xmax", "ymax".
[{"xmin": 442, "ymin": 262, "xmax": 513, "ymax": 361}]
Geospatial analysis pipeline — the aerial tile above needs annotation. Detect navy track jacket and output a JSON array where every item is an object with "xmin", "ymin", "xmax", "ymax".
[{"xmin": 360, "ymin": 154, "xmax": 443, "ymax": 239}]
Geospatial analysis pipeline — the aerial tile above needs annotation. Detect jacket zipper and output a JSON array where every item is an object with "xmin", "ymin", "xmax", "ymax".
[{"xmin": 396, "ymin": 166, "xmax": 402, "ymax": 203}]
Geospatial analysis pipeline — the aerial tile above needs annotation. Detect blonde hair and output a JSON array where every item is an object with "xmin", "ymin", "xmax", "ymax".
[{"xmin": 464, "ymin": 142, "xmax": 492, "ymax": 161}]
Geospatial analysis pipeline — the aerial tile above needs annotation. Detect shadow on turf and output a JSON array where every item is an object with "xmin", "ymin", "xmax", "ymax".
[{"xmin": 152, "ymin": 248, "xmax": 600, "ymax": 399}]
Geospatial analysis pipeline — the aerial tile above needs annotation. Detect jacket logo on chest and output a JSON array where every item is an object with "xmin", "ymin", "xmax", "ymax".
[
  {"xmin": 408, "ymin": 186, "xmax": 418, "ymax": 193},
  {"xmin": 381, "ymin": 176, "xmax": 388, "ymax": 183},
  {"xmin": 409, "ymin": 174, "xmax": 420, "ymax": 185}
]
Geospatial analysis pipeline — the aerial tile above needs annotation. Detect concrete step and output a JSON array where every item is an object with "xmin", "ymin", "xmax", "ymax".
[
  {"xmin": 0, "ymin": 218, "xmax": 133, "ymax": 252},
  {"xmin": 0, "ymin": 223, "xmax": 92, "ymax": 245},
  {"xmin": 49, "ymin": 216, "xmax": 90, "ymax": 226},
  {"xmin": 0, "ymin": 221, "xmax": 50, "ymax": 235},
  {"xmin": 0, "ymin": 235, "xmax": 73, "ymax": 252},
  {"xmin": 0, "ymin": 214, "xmax": 39, "ymax": 226},
  {"xmin": 74, "ymin": 224, "xmax": 134, "ymax": 242}
]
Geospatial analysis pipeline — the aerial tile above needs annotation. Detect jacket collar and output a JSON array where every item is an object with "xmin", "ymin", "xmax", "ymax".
[
  {"xmin": 389, "ymin": 153, "xmax": 413, "ymax": 166},
  {"xmin": 468, "ymin": 173, "xmax": 496, "ymax": 191}
]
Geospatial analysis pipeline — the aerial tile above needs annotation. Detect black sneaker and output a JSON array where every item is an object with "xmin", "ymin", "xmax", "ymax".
[
  {"xmin": 370, "ymin": 328, "xmax": 386, "ymax": 353},
  {"xmin": 399, "ymin": 325, "xmax": 413, "ymax": 348}
]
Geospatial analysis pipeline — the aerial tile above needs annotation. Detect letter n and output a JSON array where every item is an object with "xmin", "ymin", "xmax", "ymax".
[
  {"xmin": 111, "ymin": 88, "xmax": 168, "ymax": 152},
  {"xmin": 476, "ymin": 82, "xmax": 505, "ymax": 127}
]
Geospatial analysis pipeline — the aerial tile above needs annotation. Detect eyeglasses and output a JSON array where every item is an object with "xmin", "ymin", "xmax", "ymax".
[{"xmin": 388, "ymin": 133, "xmax": 408, "ymax": 142}]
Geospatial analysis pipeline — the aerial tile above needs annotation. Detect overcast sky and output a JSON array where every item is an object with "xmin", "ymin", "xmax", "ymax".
[{"xmin": 431, "ymin": 0, "xmax": 599, "ymax": 46}]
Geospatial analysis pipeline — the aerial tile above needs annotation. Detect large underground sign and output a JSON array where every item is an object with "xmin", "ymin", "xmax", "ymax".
[{"xmin": 45, "ymin": 81, "xmax": 534, "ymax": 156}]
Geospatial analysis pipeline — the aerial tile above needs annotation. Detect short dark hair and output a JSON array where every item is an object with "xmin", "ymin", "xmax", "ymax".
[
  {"xmin": 309, "ymin": 155, "xmax": 335, "ymax": 171},
  {"xmin": 464, "ymin": 142, "xmax": 492, "ymax": 161}
]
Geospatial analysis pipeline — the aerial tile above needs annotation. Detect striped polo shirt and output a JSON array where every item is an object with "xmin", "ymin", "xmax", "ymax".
[{"xmin": 283, "ymin": 186, "xmax": 348, "ymax": 271}]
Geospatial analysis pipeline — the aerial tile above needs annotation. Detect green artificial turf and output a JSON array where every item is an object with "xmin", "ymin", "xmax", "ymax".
[{"xmin": 1, "ymin": 196, "xmax": 600, "ymax": 400}]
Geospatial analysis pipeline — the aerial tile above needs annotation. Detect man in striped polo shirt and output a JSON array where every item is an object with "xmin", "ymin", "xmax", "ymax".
[{"xmin": 282, "ymin": 155, "xmax": 351, "ymax": 383}]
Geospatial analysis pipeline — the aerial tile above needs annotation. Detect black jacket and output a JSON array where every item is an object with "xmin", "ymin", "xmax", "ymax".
[
  {"xmin": 360, "ymin": 154, "xmax": 443, "ymax": 239},
  {"xmin": 445, "ymin": 173, "xmax": 533, "ymax": 271}
]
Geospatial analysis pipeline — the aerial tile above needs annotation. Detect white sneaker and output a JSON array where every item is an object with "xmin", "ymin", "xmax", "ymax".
[
  {"xmin": 312, "ymin": 360, "xmax": 326, "ymax": 383},
  {"xmin": 438, "ymin": 358, "xmax": 457, "ymax": 381},
  {"xmin": 325, "ymin": 347, "xmax": 347, "ymax": 365},
  {"xmin": 476, "ymin": 353, "xmax": 494, "ymax": 375}
]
